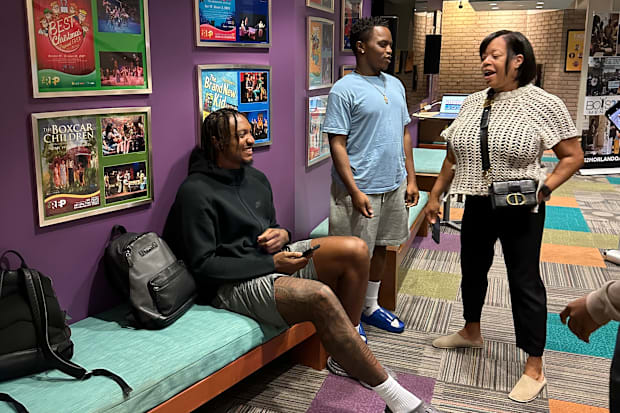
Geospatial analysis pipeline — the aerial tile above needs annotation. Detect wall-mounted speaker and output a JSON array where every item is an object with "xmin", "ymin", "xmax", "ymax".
[{"xmin": 423, "ymin": 34, "xmax": 442, "ymax": 74}]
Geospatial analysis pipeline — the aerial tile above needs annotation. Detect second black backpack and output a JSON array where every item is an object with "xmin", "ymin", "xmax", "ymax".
[{"xmin": 104, "ymin": 225, "xmax": 197, "ymax": 329}]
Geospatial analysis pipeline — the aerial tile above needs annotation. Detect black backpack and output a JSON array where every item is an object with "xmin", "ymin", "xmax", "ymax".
[
  {"xmin": 104, "ymin": 225, "xmax": 197, "ymax": 329},
  {"xmin": 0, "ymin": 250, "xmax": 131, "ymax": 413}
]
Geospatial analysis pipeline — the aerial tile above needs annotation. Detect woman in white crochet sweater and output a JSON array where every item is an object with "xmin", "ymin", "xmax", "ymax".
[
  {"xmin": 424, "ymin": 30, "xmax": 584, "ymax": 403},
  {"xmin": 561, "ymin": 280, "xmax": 620, "ymax": 412}
]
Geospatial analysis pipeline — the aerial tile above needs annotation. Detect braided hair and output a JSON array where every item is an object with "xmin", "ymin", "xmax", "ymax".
[
  {"xmin": 200, "ymin": 108, "xmax": 245, "ymax": 164},
  {"xmin": 350, "ymin": 16, "xmax": 388, "ymax": 56}
]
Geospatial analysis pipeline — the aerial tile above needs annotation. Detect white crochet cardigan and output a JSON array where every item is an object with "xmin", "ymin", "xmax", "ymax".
[{"xmin": 441, "ymin": 84, "xmax": 579, "ymax": 196}]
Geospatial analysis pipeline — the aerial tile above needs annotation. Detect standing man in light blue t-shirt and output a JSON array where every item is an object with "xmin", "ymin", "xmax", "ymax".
[{"xmin": 324, "ymin": 17, "xmax": 419, "ymax": 338}]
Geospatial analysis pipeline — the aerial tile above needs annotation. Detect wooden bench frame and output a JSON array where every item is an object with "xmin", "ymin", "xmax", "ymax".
[
  {"xmin": 378, "ymin": 204, "xmax": 429, "ymax": 311},
  {"xmin": 148, "ymin": 322, "xmax": 326, "ymax": 413}
]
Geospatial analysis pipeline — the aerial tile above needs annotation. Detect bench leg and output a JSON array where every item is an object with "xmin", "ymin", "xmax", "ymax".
[
  {"xmin": 289, "ymin": 332, "xmax": 328, "ymax": 370},
  {"xmin": 378, "ymin": 246, "xmax": 398, "ymax": 311}
]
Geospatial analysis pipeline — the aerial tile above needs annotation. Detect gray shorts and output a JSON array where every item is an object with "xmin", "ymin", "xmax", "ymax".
[
  {"xmin": 211, "ymin": 240, "xmax": 318, "ymax": 328},
  {"xmin": 329, "ymin": 180, "xmax": 409, "ymax": 255}
]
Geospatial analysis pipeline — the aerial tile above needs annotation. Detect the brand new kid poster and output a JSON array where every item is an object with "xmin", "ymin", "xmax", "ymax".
[
  {"xmin": 198, "ymin": 65, "xmax": 271, "ymax": 147},
  {"xmin": 27, "ymin": 0, "xmax": 152, "ymax": 97}
]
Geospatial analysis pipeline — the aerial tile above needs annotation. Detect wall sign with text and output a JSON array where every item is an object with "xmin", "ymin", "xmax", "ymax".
[
  {"xmin": 32, "ymin": 107, "xmax": 152, "ymax": 227},
  {"xmin": 26, "ymin": 0, "xmax": 152, "ymax": 98},
  {"xmin": 197, "ymin": 65, "xmax": 271, "ymax": 147},
  {"xmin": 195, "ymin": 0, "xmax": 270, "ymax": 47}
]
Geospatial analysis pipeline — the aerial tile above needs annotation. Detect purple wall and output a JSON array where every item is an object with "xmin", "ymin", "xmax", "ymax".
[
  {"xmin": 2, "ymin": 0, "xmax": 369, "ymax": 322},
  {"xmin": 293, "ymin": 0, "xmax": 371, "ymax": 240}
]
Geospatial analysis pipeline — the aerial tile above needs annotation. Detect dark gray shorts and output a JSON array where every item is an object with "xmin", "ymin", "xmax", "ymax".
[{"xmin": 211, "ymin": 240, "xmax": 318, "ymax": 328}]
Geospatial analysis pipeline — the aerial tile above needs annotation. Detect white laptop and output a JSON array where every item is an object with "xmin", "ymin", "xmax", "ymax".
[{"xmin": 438, "ymin": 94, "xmax": 468, "ymax": 119}]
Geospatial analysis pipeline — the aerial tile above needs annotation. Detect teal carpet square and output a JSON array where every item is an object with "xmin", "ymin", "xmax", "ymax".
[
  {"xmin": 545, "ymin": 205, "xmax": 590, "ymax": 232},
  {"xmin": 607, "ymin": 177, "xmax": 620, "ymax": 185},
  {"xmin": 546, "ymin": 313, "xmax": 619, "ymax": 359},
  {"xmin": 541, "ymin": 156, "xmax": 558, "ymax": 163}
]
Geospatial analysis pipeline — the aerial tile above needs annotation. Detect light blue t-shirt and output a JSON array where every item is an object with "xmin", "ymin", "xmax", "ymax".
[{"xmin": 323, "ymin": 71, "xmax": 411, "ymax": 194}]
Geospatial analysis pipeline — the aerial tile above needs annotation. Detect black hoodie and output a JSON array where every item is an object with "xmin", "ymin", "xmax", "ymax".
[{"xmin": 163, "ymin": 148, "xmax": 286, "ymax": 298}]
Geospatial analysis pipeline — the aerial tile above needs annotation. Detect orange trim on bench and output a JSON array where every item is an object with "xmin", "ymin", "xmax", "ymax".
[{"xmin": 148, "ymin": 321, "xmax": 324, "ymax": 413}]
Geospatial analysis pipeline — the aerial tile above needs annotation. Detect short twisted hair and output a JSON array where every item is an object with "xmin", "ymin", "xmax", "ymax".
[
  {"xmin": 200, "ymin": 108, "xmax": 244, "ymax": 163},
  {"xmin": 350, "ymin": 16, "xmax": 388, "ymax": 56}
]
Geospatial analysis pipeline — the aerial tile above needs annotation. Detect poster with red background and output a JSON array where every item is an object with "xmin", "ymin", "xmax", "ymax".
[{"xmin": 33, "ymin": 0, "xmax": 95, "ymax": 78}]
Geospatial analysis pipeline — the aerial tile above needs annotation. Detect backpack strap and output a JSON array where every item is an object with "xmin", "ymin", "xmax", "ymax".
[
  {"xmin": 109, "ymin": 225, "xmax": 127, "ymax": 241},
  {"xmin": 0, "ymin": 250, "xmax": 27, "ymax": 270},
  {"xmin": 0, "ymin": 393, "xmax": 28, "ymax": 413},
  {"xmin": 22, "ymin": 268, "xmax": 132, "ymax": 398}
]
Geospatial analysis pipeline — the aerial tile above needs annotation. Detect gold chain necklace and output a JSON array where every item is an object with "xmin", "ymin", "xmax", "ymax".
[{"xmin": 355, "ymin": 70, "xmax": 388, "ymax": 104}]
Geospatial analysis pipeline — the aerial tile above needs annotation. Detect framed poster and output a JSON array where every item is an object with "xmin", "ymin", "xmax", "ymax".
[
  {"xmin": 565, "ymin": 29, "xmax": 584, "ymax": 72},
  {"xmin": 306, "ymin": 0, "xmax": 334, "ymax": 13},
  {"xmin": 340, "ymin": 64, "xmax": 355, "ymax": 78},
  {"xmin": 341, "ymin": 0, "xmax": 362, "ymax": 52},
  {"xmin": 31, "ymin": 107, "xmax": 152, "ymax": 227},
  {"xmin": 25, "ymin": 0, "xmax": 152, "ymax": 98},
  {"xmin": 308, "ymin": 17, "xmax": 334, "ymax": 90},
  {"xmin": 197, "ymin": 65, "xmax": 271, "ymax": 147},
  {"xmin": 195, "ymin": 0, "xmax": 270, "ymax": 48},
  {"xmin": 307, "ymin": 95, "xmax": 330, "ymax": 166}
]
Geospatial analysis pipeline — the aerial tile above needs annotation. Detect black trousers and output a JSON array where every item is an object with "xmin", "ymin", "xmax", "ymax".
[
  {"xmin": 460, "ymin": 196, "xmax": 547, "ymax": 357},
  {"xmin": 612, "ymin": 327, "xmax": 620, "ymax": 413}
]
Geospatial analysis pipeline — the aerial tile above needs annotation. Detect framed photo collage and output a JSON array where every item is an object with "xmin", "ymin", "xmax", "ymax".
[{"xmin": 305, "ymin": 0, "xmax": 362, "ymax": 167}]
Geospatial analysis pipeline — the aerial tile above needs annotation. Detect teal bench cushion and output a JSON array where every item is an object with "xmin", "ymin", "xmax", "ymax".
[
  {"xmin": 0, "ymin": 305, "xmax": 283, "ymax": 413},
  {"xmin": 310, "ymin": 191, "xmax": 429, "ymax": 239},
  {"xmin": 413, "ymin": 148, "xmax": 446, "ymax": 174}
]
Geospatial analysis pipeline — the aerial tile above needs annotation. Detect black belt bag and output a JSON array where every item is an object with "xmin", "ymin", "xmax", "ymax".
[{"xmin": 480, "ymin": 90, "xmax": 537, "ymax": 210}]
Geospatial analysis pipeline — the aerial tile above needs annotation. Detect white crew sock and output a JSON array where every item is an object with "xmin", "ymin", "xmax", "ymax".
[
  {"xmin": 364, "ymin": 280, "xmax": 381, "ymax": 316},
  {"xmin": 354, "ymin": 324, "xmax": 366, "ymax": 343},
  {"xmin": 372, "ymin": 374, "xmax": 422, "ymax": 413}
]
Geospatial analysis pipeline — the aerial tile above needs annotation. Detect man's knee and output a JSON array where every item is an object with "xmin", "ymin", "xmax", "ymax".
[
  {"xmin": 342, "ymin": 236, "xmax": 369, "ymax": 261},
  {"xmin": 310, "ymin": 283, "xmax": 342, "ymax": 313}
]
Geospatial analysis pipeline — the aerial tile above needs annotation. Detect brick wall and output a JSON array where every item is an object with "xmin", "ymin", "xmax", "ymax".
[{"xmin": 438, "ymin": 1, "xmax": 585, "ymax": 120}]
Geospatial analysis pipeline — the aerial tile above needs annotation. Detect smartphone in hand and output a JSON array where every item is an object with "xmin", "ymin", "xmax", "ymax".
[
  {"xmin": 431, "ymin": 220, "xmax": 440, "ymax": 244},
  {"xmin": 302, "ymin": 244, "xmax": 320, "ymax": 257}
]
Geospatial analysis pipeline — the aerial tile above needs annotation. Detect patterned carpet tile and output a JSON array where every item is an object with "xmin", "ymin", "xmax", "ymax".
[
  {"xmin": 549, "ymin": 399, "xmax": 609, "ymax": 413},
  {"xmin": 542, "ymin": 228, "xmax": 619, "ymax": 249},
  {"xmin": 546, "ymin": 196, "xmax": 579, "ymax": 208},
  {"xmin": 395, "ymin": 294, "xmax": 454, "ymax": 335},
  {"xmin": 540, "ymin": 244, "xmax": 606, "ymax": 267},
  {"xmin": 540, "ymin": 262, "xmax": 611, "ymax": 289},
  {"xmin": 400, "ymin": 269, "xmax": 461, "ymax": 300},
  {"xmin": 432, "ymin": 381, "xmax": 550, "ymax": 413},
  {"xmin": 412, "ymin": 232, "xmax": 461, "ymax": 252},
  {"xmin": 202, "ymin": 360, "xmax": 325, "ymax": 413},
  {"xmin": 406, "ymin": 256, "xmax": 462, "ymax": 275},
  {"xmin": 436, "ymin": 342, "xmax": 533, "ymax": 393},
  {"xmin": 544, "ymin": 351, "xmax": 611, "ymax": 408},
  {"xmin": 447, "ymin": 302, "xmax": 517, "ymax": 345},
  {"xmin": 546, "ymin": 314, "xmax": 619, "ymax": 359},
  {"xmin": 546, "ymin": 284, "xmax": 596, "ymax": 314},
  {"xmin": 544, "ymin": 206, "xmax": 590, "ymax": 232},
  {"xmin": 558, "ymin": 181, "xmax": 616, "ymax": 193},
  {"xmin": 365, "ymin": 327, "xmax": 445, "ymax": 379},
  {"xmin": 607, "ymin": 177, "xmax": 620, "ymax": 185},
  {"xmin": 307, "ymin": 372, "xmax": 435, "ymax": 413},
  {"xmin": 585, "ymin": 218, "xmax": 620, "ymax": 235}
]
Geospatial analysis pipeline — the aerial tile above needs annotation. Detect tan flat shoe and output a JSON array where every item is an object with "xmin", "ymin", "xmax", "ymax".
[
  {"xmin": 508, "ymin": 374, "xmax": 547, "ymax": 402},
  {"xmin": 431, "ymin": 332, "xmax": 483, "ymax": 349}
]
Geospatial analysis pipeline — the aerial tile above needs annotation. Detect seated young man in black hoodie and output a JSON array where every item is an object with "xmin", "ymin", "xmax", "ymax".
[{"xmin": 163, "ymin": 109, "xmax": 442, "ymax": 413}]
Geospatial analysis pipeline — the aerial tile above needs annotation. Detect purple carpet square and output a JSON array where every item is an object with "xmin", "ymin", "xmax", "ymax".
[
  {"xmin": 412, "ymin": 233, "xmax": 460, "ymax": 252},
  {"xmin": 307, "ymin": 371, "xmax": 435, "ymax": 413}
]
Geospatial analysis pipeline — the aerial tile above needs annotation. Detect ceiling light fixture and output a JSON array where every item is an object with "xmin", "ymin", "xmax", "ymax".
[
  {"xmin": 536, "ymin": 1, "xmax": 544, "ymax": 4},
  {"xmin": 536, "ymin": 5, "xmax": 543, "ymax": 8},
  {"xmin": 489, "ymin": 2, "xmax": 497, "ymax": 5},
  {"xmin": 492, "ymin": 6, "xmax": 499, "ymax": 9}
]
